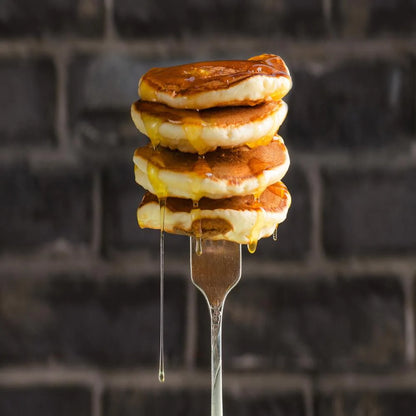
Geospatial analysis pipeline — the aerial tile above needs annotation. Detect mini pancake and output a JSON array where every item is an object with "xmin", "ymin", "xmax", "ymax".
[
  {"xmin": 133, "ymin": 136, "xmax": 290, "ymax": 201},
  {"xmin": 139, "ymin": 54, "xmax": 292, "ymax": 109},
  {"xmin": 137, "ymin": 182, "xmax": 291, "ymax": 245},
  {"xmin": 131, "ymin": 100, "xmax": 288, "ymax": 154}
]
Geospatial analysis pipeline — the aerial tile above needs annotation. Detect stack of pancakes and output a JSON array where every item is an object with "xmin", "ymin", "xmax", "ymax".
[{"xmin": 131, "ymin": 54, "xmax": 292, "ymax": 252}]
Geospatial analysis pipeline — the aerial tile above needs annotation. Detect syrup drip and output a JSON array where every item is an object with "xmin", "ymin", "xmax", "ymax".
[
  {"xmin": 147, "ymin": 162, "xmax": 168, "ymax": 199},
  {"xmin": 195, "ymin": 236, "xmax": 203, "ymax": 256},
  {"xmin": 141, "ymin": 113, "xmax": 163, "ymax": 149},
  {"xmin": 273, "ymin": 226, "xmax": 278, "ymax": 241},
  {"xmin": 183, "ymin": 122, "xmax": 208, "ymax": 155},
  {"xmin": 253, "ymin": 173, "xmax": 267, "ymax": 202},
  {"xmin": 159, "ymin": 198, "xmax": 166, "ymax": 383},
  {"xmin": 247, "ymin": 208, "xmax": 266, "ymax": 254},
  {"xmin": 191, "ymin": 207, "xmax": 203, "ymax": 256}
]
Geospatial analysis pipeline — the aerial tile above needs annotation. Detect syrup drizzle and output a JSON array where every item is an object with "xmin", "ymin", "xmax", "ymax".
[
  {"xmin": 273, "ymin": 226, "xmax": 278, "ymax": 241},
  {"xmin": 247, "ymin": 208, "xmax": 265, "ymax": 254},
  {"xmin": 142, "ymin": 113, "xmax": 163, "ymax": 149},
  {"xmin": 159, "ymin": 198, "xmax": 166, "ymax": 383}
]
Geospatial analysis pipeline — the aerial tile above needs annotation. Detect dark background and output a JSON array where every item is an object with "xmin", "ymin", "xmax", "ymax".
[{"xmin": 0, "ymin": 0, "xmax": 416, "ymax": 415}]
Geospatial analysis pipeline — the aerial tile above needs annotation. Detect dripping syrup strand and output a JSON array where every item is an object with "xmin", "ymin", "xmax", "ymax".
[
  {"xmin": 192, "ymin": 197, "xmax": 203, "ymax": 256},
  {"xmin": 273, "ymin": 226, "xmax": 278, "ymax": 241},
  {"xmin": 159, "ymin": 198, "xmax": 166, "ymax": 383}
]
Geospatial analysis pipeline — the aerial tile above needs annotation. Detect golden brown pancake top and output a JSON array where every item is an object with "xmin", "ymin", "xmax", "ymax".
[
  {"xmin": 133, "ymin": 100, "xmax": 282, "ymax": 128},
  {"xmin": 140, "ymin": 54, "xmax": 290, "ymax": 97},
  {"xmin": 134, "ymin": 138, "xmax": 288, "ymax": 180},
  {"xmin": 140, "ymin": 182, "xmax": 290, "ymax": 213}
]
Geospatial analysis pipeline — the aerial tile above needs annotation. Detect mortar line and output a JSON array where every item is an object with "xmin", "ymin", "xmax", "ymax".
[
  {"xmin": 91, "ymin": 170, "xmax": 104, "ymax": 257},
  {"xmin": 322, "ymin": 0, "xmax": 332, "ymax": 34},
  {"xmin": 403, "ymin": 274, "xmax": 415, "ymax": 367},
  {"xmin": 0, "ymin": 37, "xmax": 416, "ymax": 60},
  {"xmin": 304, "ymin": 161, "xmax": 325, "ymax": 267},
  {"xmin": 53, "ymin": 47, "xmax": 70, "ymax": 149},
  {"xmin": 92, "ymin": 378, "xmax": 104, "ymax": 416},
  {"xmin": 304, "ymin": 378, "xmax": 315, "ymax": 416},
  {"xmin": 104, "ymin": 0, "xmax": 117, "ymax": 41}
]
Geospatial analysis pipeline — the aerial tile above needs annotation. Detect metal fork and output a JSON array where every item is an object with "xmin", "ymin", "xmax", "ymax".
[{"xmin": 190, "ymin": 237, "xmax": 242, "ymax": 416}]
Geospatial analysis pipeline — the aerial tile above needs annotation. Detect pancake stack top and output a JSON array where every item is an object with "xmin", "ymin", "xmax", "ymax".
[{"xmin": 131, "ymin": 54, "xmax": 292, "ymax": 253}]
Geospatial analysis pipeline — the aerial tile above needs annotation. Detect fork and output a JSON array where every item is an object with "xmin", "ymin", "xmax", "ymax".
[{"xmin": 190, "ymin": 237, "xmax": 242, "ymax": 416}]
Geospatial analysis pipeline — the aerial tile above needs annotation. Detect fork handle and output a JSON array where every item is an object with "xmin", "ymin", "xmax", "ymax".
[{"xmin": 210, "ymin": 304, "xmax": 224, "ymax": 416}]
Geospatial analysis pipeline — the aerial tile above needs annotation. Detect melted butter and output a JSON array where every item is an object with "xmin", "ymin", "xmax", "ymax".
[
  {"xmin": 141, "ymin": 113, "xmax": 163, "ymax": 149},
  {"xmin": 147, "ymin": 162, "xmax": 168, "ymax": 199},
  {"xmin": 247, "ymin": 208, "xmax": 266, "ymax": 254}
]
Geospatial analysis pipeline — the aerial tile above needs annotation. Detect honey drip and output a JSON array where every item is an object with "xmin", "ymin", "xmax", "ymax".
[
  {"xmin": 147, "ymin": 162, "xmax": 168, "ymax": 199},
  {"xmin": 183, "ymin": 121, "xmax": 208, "ymax": 155},
  {"xmin": 159, "ymin": 198, "xmax": 166, "ymax": 383},
  {"xmin": 141, "ymin": 113, "xmax": 163, "ymax": 149},
  {"xmin": 273, "ymin": 226, "xmax": 278, "ymax": 241},
  {"xmin": 253, "ymin": 173, "xmax": 267, "ymax": 202},
  {"xmin": 247, "ymin": 208, "xmax": 266, "ymax": 254},
  {"xmin": 195, "ymin": 237, "xmax": 203, "ymax": 256}
]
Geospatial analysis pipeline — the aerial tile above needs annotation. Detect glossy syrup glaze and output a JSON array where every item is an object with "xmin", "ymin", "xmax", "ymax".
[{"xmin": 140, "ymin": 54, "xmax": 290, "ymax": 98}]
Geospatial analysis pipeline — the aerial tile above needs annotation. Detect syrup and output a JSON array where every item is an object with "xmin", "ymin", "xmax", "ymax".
[
  {"xmin": 247, "ymin": 208, "xmax": 266, "ymax": 254},
  {"xmin": 159, "ymin": 198, "xmax": 166, "ymax": 383},
  {"xmin": 140, "ymin": 54, "xmax": 290, "ymax": 99},
  {"xmin": 147, "ymin": 161, "xmax": 168, "ymax": 199},
  {"xmin": 273, "ymin": 225, "xmax": 278, "ymax": 241},
  {"xmin": 141, "ymin": 113, "xmax": 163, "ymax": 149}
]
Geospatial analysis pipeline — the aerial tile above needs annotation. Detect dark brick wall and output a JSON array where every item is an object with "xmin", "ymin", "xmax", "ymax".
[{"xmin": 0, "ymin": 1, "xmax": 416, "ymax": 416}]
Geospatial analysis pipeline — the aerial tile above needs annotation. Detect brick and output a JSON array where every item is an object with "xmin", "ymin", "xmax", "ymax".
[
  {"xmin": 197, "ymin": 276, "xmax": 405, "ymax": 372},
  {"xmin": 0, "ymin": 387, "xmax": 91, "ymax": 416},
  {"xmin": 103, "ymin": 389, "xmax": 209, "ymax": 416},
  {"xmin": 322, "ymin": 167, "xmax": 416, "ymax": 257},
  {"xmin": 0, "ymin": 0, "xmax": 104, "ymax": 37},
  {"xmin": 225, "ymin": 391, "xmax": 306, "ymax": 416},
  {"xmin": 0, "ymin": 58, "xmax": 55, "ymax": 146},
  {"xmin": 102, "ymin": 162, "xmax": 189, "ymax": 259},
  {"xmin": 0, "ymin": 163, "xmax": 92, "ymax": 252},
  {"xmin": 103, "ymin": 388, "xmax": 305, "ymax": 416},
  {"xmin": 367, "ymin": 0, "xmax": 416, "ymax": 36},
  {"xmin": 68, "ymin": 55, "xmax": 179, "ymax": 148},
  {"xmin": 0, "ymin": 274, "xmax": 186, "ymax": 367},
  {"xmin": 316, "ymin": 391, "xmax": 416, "ymax": 416},
  {"xmin": 284, "ymin": 58, "xmax": 414, "ymax": 150},
  {"xmin": 114, "ymin": 0, "xmax": 327, "ymax": 38}
]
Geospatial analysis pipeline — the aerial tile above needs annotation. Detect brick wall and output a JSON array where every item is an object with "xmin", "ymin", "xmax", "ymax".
[{"xmin": 0, "ymin": 0, "xmax": 415, "ymax": 415}]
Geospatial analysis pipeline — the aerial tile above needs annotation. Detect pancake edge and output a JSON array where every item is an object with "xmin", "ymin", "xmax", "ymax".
[
  {"xmin": 131, "ymin": 101, "xmax": 288, "ymax": 153},
  {"xmin": 139, "ymin": 75, "xmax": 292, "ymax": 110}
]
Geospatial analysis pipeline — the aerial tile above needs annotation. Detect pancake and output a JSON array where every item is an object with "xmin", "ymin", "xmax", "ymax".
[
  {"xmin": 139, "ymin": 54, "xmax": 292, "ymax": 109},
  {"xmin": 131, "ymin": 100, "xmax": 288, "ymax": 154},
  {"xmin": 133, "ymin": 136, "xmax": 290, "ymax": 200},
  {"xmin": 137, "ymin": 182, "xmax": 291, "ymax": 245}
]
